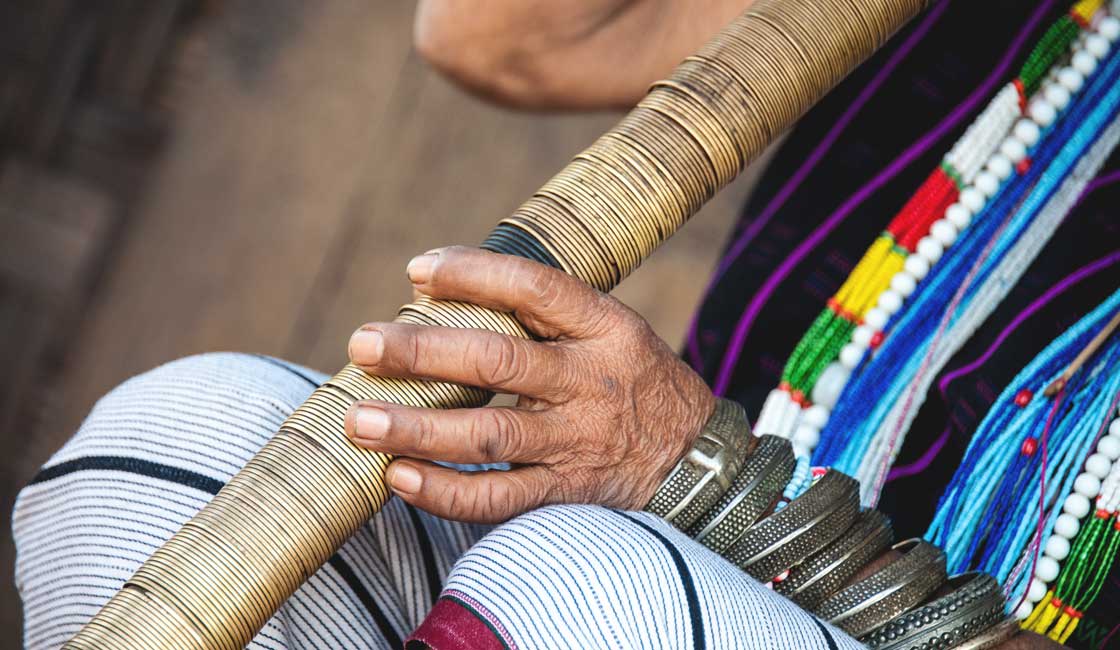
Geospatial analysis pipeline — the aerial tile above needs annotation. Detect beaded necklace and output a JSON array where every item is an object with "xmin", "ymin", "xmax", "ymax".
[
  {"xmin": 1017, "ymin": 378, "xmax": 1120, "ymax": 642},
  {"xmin": 814, "ymin": 26, "xmax": 1120, "ymax": 490},
  {"xmin": 855, "ymin": 82, "xmax": 1120, "ymax": 500},
  {"xmin": 925, "ymin": 291, "xmax": 1120, "ymax": 629},
  {"xmin": 753, "ymin": 0, "xmax": 1113, "ymax": 461}
]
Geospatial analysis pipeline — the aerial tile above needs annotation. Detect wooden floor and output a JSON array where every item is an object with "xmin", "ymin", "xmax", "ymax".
[{"xmin": 2, "ymin": 0, "xmax": 765, "ymax": 642}]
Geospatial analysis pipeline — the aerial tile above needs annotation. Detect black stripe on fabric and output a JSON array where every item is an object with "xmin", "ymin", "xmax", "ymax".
[
  {"xmin": 32, "ymin": 453, "xmax": 404, "ymax": 648},
  {"xmin": 405, "ymin": 503, "xmax": 444, "ymax": 605},
  {"xmin": 621, "ymin": 513, "xmax": 705, "ymax": 650},
  {"xmin": 328, "ymin": 555, "xmax": 403, "ymax": 648},
  {"xmin": 29, "ymin": 456, "xmax": 224, "ymax": 495},
  {"xmin": 250, "ymin": 353, "xmax": 321, "ymax": 388},
  {"xmin": 811, "ymin": 617, "xmax": 840, "ymax": 650}
]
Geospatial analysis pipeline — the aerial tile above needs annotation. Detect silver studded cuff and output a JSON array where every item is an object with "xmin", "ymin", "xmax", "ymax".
[
  {"xmin": 643, "ymin": 398, "xmax": 753, "ymax": 530},
  {"xmin": 816, "ymin": 538, "xmax": 947, "ymax": 638},
  {"xmin": 689, "ymin": 434, "xmax": 795, "ymax": 554},
  {"xmin": 862, "ymin": 572, "xmax": 1006, "ymax": 650},
  {"xmin": 777, "ymin": 508, "xmax": 893, "ymax": 611},
  {"xmin": 725, "ymin": 469, "xmax": 861, "ymax": 582},
  {"xmin": 946, "ymin": 618, "xmax": 1018, "ymax": 650}
]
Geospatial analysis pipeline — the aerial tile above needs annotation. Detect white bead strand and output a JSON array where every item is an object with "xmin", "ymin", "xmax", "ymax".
[{"xmin": 1022, "ymin": 412, "xmax": 1119, "ymax": 614}]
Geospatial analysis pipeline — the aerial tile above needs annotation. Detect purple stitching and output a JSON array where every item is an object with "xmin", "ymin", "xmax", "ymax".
[
  {"xmin": 885, "ymin": 250, "xmax": 1120, "ymax": 481},
  {"xmin": 684, "ymin": 0, "xmax": 950, "ymax": 369},
  {"xmin": 710, "ymin": 0, "xmax": 1060, "ymax": 396},
  {"xmin": 1075, "ymin": 168, "xmax": 1120, "ymax": 207}
]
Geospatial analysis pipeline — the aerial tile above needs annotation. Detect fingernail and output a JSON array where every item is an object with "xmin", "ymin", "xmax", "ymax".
[
  {"xmin": 388, "ymin": 464, "xmax": 422, "ymax": 494},
  {"xmin": 406, "ymin": 254, "xmax": 437, "ymax": 284},
  {"xmin": 353, "ymin": 406, "xmax": 390, "ymax": 441},
  {"xmin": 349, "ymin": 329, "xmax": 383, "ymax": 365}
]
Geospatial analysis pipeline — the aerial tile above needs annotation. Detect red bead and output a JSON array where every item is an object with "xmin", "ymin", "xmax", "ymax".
[
  {"xmin": 1051, "ymin": 597, "xmax": 1064, "ymax": 607},
  {"xmin": 1021, "ymin": 438, "xmax": 1038, "ymax": 456},
  {"xmin": 1013, "ymin": 79, "xmax": 1028, "ymax": 112},
  {"xmin": 779, "ymin": 381, "xmax": 792, "ymax": 392},
  {"xmin": 1014, "ymin": 389, "xmax": 1033, "ymax": 407},
  {"xmin": 1016, "ymin": 158, "xmax": 1032, "ymax": 174},
  {"xmin": 870, "ymin": 331, "xmax": 885, "ymax": 349},
  {"xmin": 791, "ymin": 390, "xmax": 807, "ymax": 406},
  {"xmin": 1063, "ymin": 605, "xmax": 1081, "ymax": 618},
  {"xmin": 1096, "ymin": 508, "xmax": 1111, "ymax": 519}
]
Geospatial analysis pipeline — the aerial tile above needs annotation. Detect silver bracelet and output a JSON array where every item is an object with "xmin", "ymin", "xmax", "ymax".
[
  {"xmin": 724, "ymin": 469, "xmax": 861, "ymax": 582},
  {"xmin": 816, "ymin": 538, "xmax": 947, "ymax": 638},
  {"xmin": 862, "ymin": 572, "xmax": 1006, "ymax": 650},
  {"xmin": 775, "ymin": 508, "xmax": 893, "ymax": 611},
  {"xmin": 644, "ymin": 398, "xmax": 754, "ymax": 530},
  {"xmin": 689, "ymin": 434, "xmax": 795, "ymax": 554}
]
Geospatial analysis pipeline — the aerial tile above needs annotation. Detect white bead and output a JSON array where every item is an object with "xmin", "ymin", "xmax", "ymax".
[
  {"xmin": 864, "ymin": 307, "xmax": 889, "ymax": 331},
  {"xmin": 792, "ymin": 425, "xmax": 821, "ymax": 450},
  {"xmin": 1035, "ymin": 556, "xmax": 1061, "ymax": 583},
  {"xmin": 1029, "ymin": 99, "xmax": 1057, "ymax": 128},
  {"xmin": 916, "ymin": 236, "xmax": 944, "ymax": 264},
  {"xmin": 1063, "ymin": 492, "xmax": 1091, "ymax": 519},
  {"xmin": 890, "ymin": 271, "xmax": 918, "ymax": 298},
  {"xmin": 1075, "ymin": 472, "xmax": 1102, "ymax": 498},
  {"xmin": 1054, "ymin": 513, "xmax": 1081, "ymax": 540},
  {"xmin": 985, "ymin": 154, "xmax": 1013, "ymax": 181},
  {"xmin": 1110, "ymin": 419, "xmax": 1120, "ymax": 437},
  {"xmin": 1086, "ymin": 34, "xmax": 1111, "ymax": 59},
  {"xmin": 930, "ymin": 219, "xmax": 958, "ymax": 247},
  {"xmin": 974, "ymin": 171, "xmax": 1000, "ymax": 198},
  {"xmin": 1014, "ymin": 119, "xmax": 1041, "ymax": 148},
  {"xmin": 960, "ymin": 187, "xmax": 986, "ymax": 213},
  {"xmin": 1100, "ymin": 16, "xmax": 1120, "ymax": 43},
  {"xmin": 755, "ymin": 390, "xmax": 791, "ymax": 435},
  {"xmin": 904, "ymin": 255, "xmax": 930, "ymax": 281},
  {"xmin": 1014, "ymin": 600, "xmax": 1035, "ymax": 621},
  {"xmin": 1045, "ymin": 535, "xmax": 1071, "ymax": 562},
  {"xmin": 945, "ymin": 203, "xmax": 973, "ymax": 230},
  {"xmin": 1058, "ymin": 66, "xmax": 1085, "ymax": 94},
  {"xmin": 811, "ymin": 363, "xmax": 851, "ymax": 410},
  {"xmin": 1073, "ymin": 50, "xmax": 1098, "ymax": 76},
  {"xmin": 1099, "ymin": 434, "xmax": 1120, "ymax": 461},
  {"xmin": 1000, "ymin": 137, "xmax": 1028, "ymax": 164},
  {"xmin": 1028, "ymin": 578, "xmax": 1048, "ymax": 602},
  {"xmin": 877, "ymin": 289, "xmax": 904, "ymax": 315},
  {"xmin": 852, "ymin": 325, "xmax": 875, "ymax": 348},
  {"xmin": 1085, "ymin": 453, "xmax": 1112, "ymax": 479},
  {"xmin": 802, "ymin": 405, "xmax": 830, "ymax": 430},
  {"xmin": 774, "ymin": 396, "xmax": 801, "ymax": 439},
  {"xmin": 839, "ymin": 343, "xmax": 865, "ymax": 370},
  {"xmin": 1043, "ymin": 83, "xmax": 1071, "ymax": 111}
]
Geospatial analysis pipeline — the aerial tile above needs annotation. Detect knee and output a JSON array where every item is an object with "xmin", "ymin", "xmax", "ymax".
[
  {"xmin": 445, "ymin": 504, "xmax": 669, "ymax": 598},
  {"xmin": 41, "ymin": 352, "xmax": 325, "ymax": 483}
]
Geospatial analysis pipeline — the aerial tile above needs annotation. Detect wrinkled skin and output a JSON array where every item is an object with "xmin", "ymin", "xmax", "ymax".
[{"xmin": 345, "ymin": 246, "xmax": 716, "ymax": 524}]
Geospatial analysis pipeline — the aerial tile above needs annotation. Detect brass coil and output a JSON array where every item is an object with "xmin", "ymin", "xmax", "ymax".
[{"xmin": 67, "ymin": 0, "xmax": 929, "ymax": 646}]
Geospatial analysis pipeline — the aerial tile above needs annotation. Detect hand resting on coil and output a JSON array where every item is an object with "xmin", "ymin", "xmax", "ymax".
[{"xmin": 344, "ymin": 246, "xmax": 716, "ymax": 524}]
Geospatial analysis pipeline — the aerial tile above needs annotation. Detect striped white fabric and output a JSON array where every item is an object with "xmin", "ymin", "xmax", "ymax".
[{"xmin": 13, "ymin": 353, "xmax": 858, "ymax": 649}]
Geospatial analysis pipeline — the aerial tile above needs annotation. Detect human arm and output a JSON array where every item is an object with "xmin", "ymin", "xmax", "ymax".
[{"xmin": 413, "ymin": 0, "xmax": 754, "ymax": 109}]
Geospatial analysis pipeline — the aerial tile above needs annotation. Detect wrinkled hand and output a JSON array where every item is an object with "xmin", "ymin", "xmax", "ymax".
[{"xmin": 344, "ymin": 246, "xmax": 715, "ymax": 523}]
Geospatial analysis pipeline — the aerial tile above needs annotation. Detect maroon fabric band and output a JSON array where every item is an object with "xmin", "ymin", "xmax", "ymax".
[{"xmin": 408, "ymin": 595, "xmax": 509, "ymax": 650}]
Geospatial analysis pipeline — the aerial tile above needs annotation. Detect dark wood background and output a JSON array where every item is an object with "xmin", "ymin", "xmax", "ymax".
[{"xmin": 0, "ymin": 0, "xmax": 763, "ymax": 644}]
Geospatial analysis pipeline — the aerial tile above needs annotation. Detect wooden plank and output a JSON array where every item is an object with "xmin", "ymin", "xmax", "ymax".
[
  {"xmin": 298, "ymin": 63, "xmax": 758, "ymax": 368},
  {"xmin": 48, "ymin": 0, "xmax": 420, "ymax": 440},
  {"xmin": 0, "ymin": 160, "xmax": 116, "ymax": 301}
]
